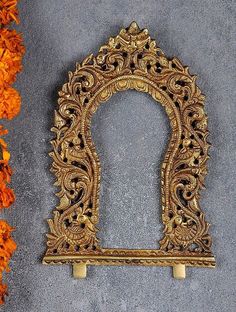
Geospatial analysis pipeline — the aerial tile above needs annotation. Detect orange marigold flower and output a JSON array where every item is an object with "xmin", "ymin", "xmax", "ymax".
[
  {"xmin": 0, "ymin": 29, "xmax": 25, "ymax": 56},
  {"xmin": 0, "ymin": 283, "xmax": 7, "ymax": 304},
  {"xmin": 0, "ymin": 126, "xmax": 14, "ymax": 209},
  {"xmin": 0, "ymin": 126, "xmax": 10, "ymax": 162},
  {"xmin": 0, "ymin": 140, "xmax": 10, "ymax": 162},
  {"xmin": 0, "ymin": 86, "xmax": 21, "ymax": 120},
  {"xmin": 0, "ymin": 220, "xmax": 16, "ymax": 248},
  {"xmin": 0, "ymin": 126, "xmax": 7, "ymax": 137},
  {"xmin": 0, "ymin": 163, "xmax": 12, "ymax": 184},
  {"xmin": 0, "ymin": 48, "xmax": 23, "ymax": 86},
  {"xmin": 0, "ymin": 182, "xmax": 15, "ymax": 208},
  {"xmin": 0, "ymin": 0, "xmax": 19, "ymax": 26},
  {"xmin": 0, "ymin": 220, "xmax": 16, "ymax": 304}
]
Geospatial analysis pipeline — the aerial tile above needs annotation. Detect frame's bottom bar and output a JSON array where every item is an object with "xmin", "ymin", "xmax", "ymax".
[
  {"xmin": 43, "ymin": 255, "xmax": 215, "ymax": 280},
  {"xmin": 43, "ymin": 254, "xmax": 215, "ymax": 268}
]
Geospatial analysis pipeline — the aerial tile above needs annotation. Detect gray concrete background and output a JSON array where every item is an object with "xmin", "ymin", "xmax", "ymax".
[{"xmin": 1, "ymin": 0, "xmax": 236, "ymax": 311}]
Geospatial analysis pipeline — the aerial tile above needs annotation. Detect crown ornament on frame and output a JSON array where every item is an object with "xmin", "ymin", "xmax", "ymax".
[{"xmin": 43, "ymin": 22, "xmax": 215, "ymax": 279}]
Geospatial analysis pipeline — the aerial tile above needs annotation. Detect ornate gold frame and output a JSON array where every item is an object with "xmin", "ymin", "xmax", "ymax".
[{"xmin": 43, "ymin": 22, "xmax": 215, "ymax": 279}]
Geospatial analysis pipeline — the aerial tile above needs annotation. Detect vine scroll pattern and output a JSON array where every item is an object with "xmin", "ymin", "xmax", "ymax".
[{"xmin": 43, "ymin": 22, "xmax": 215, "ymax": 270}]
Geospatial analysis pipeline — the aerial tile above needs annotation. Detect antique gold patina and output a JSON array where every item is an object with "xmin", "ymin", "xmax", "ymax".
[{"xmin": 43, "ymin": 22, "xmax": 215, "ymax": 279}]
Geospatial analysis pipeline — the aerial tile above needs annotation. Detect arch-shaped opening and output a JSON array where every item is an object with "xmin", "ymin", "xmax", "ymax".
[{"xmin": 91, "ymin": 90, "xmax": 171, "ymax": 249}]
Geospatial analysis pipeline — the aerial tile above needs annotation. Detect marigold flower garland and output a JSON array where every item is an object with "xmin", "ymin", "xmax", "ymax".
[{"xmin": 0, "ymin": 0, "xmax": 24, "ymax": 304}]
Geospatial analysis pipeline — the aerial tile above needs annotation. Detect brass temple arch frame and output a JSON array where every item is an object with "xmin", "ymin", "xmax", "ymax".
[{"xmin": 43, "ymin": 22, "xmax": 215, "ymax": 279}]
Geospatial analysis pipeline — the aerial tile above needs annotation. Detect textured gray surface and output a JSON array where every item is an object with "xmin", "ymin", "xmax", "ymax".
[{"xmin": 1, "ymin": 0, "xmax": 236, "ymax": 311}]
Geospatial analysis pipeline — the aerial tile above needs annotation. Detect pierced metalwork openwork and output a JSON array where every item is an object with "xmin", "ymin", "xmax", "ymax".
[{"xmin": 43, "ymin": 22, "xmax": 215, "ymax": 279}]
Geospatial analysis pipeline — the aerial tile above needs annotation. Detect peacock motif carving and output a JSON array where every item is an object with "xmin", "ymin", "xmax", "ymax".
[{"xmin": 43, "ymin": 22, "xmax": 215, "ymax": 278}]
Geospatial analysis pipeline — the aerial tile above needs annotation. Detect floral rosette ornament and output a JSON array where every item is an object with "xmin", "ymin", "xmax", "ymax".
[{"xmin": 0, "ymin": 0, "xmax": 25, "ymax": 304}]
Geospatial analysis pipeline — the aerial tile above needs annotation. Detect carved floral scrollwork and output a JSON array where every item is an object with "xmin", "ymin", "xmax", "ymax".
[{"xmin": 44, "ymin": 22, "xmax": 214, "ymax": 263}]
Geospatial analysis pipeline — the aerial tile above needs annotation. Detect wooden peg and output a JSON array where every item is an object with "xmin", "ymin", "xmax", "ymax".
[
  {"xmin": 73, "ymin": 263, "xmax": 87, "ymax": 279},
  {"xmin": 173, "ymin": 264, "xmax": 186, "ymax": 279}
]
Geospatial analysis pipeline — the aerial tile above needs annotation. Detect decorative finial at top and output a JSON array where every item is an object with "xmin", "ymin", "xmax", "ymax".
[
  {"xmin": 99, "ymin": 22, "xmax": 163, "ymax": 56},
  {"xmin": 126, "ymin": 21, "xmax": 149, "ymax": 36},
  {"xmin": 127, "ymin": 21, "xmax": 140, "ymax": 34}
]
